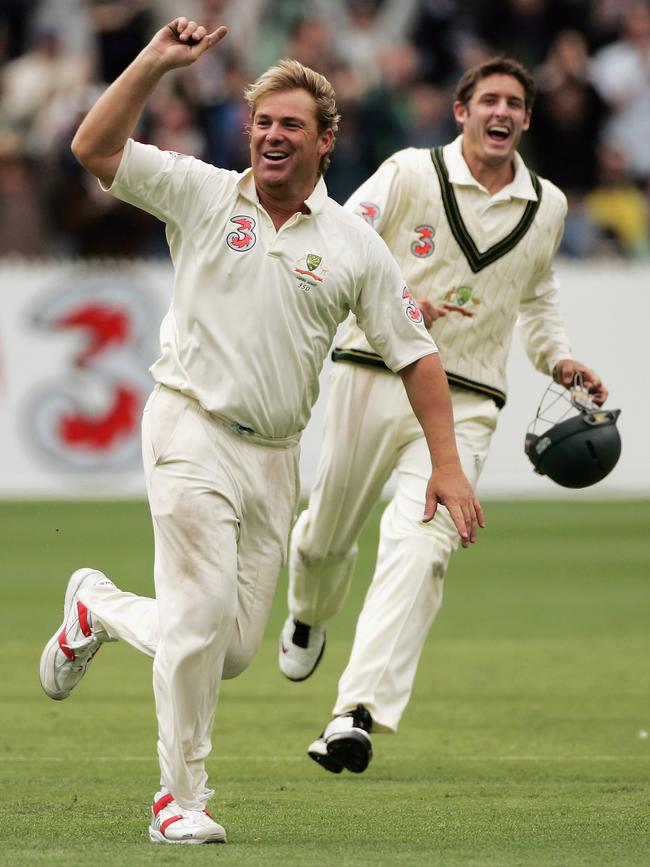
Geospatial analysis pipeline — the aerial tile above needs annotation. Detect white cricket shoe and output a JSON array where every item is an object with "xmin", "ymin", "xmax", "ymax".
[
  {"xmin": 308, "ymin": 704, "xmax": 373, "ymax": 774},
  {"xmin": 39, "ymin": 568, "xmax": 115, "ymax": 700},
  {"xmin": 149, "ymin": 790, "xmax": 227, "ymax": 844},
  {"xmin": 278, "ymin": 617, "xmax": 326, "ymax": 681}
]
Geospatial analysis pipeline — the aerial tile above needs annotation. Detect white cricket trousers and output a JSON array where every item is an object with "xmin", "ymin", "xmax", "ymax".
[
  {"xmin": 288, "ymin": 363, "xmax": 498, "ymax": 732},
  {"xmin": 78, "ymin": 385, "xmax": 300, "ymax": 810}
]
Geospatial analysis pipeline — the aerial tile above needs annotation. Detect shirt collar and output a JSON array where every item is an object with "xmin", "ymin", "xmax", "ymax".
[
  {"xmin": 237, "ymin": 168, "xmax": 329, "ymax": 214},
  {"xmin": 443, "ymin": 135, "xmax": 538, "ymax": 202}
]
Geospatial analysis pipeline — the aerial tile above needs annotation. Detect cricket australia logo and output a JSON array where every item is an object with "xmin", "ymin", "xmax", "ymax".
[
  {"xmin": 442, "ymin": 286, "xmax": 481, "ymax": 317},
  {"xmin": 294, "ymin": 252, "xmax": 327, "ymax": 292},
  {"xmin": 226, "ymin": 215, "xmax": 257, "ymax": 252},
  {"xmin": 411, "ymin": 225, "xmax": 435, "ymax": 258},
  {"xmin": 306, "ymin": 253, "xmax": 321, "ymax": 272}
]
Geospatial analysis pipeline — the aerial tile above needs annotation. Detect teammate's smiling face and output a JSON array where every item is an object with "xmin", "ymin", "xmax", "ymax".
[
  {"xmin": 250, "ymin": 88, "xmax": 333, "ymax": 198},
  {"xmin": 453, "ymin": 74, "xmax": 531, "ymax": 168}
]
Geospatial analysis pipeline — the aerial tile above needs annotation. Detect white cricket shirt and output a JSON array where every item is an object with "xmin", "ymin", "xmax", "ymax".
[{"xmin": 105, "ymin": 140, "xmax": 436, "ymax": 438}]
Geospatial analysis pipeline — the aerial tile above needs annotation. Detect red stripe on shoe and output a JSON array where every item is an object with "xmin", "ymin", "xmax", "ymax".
[
  {"xmin": 160, "ymin": 815, "xmax": 183, "ymax": 836},
  {"xmin": 77, "ymin": 601, "xmax": 92, "ymax": 637},
  {"xmin": 58, "ymin": 629, "xmax": 75, "ymax": 660},
  {"xmin": 153, "ymin": 793, "xmax": 174, "ymax": 816}
]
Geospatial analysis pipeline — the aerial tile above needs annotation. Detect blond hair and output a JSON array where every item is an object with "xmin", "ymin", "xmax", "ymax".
[{"xmin": 244, "ymin": 59, "xmax": 340, "ymax": 175}]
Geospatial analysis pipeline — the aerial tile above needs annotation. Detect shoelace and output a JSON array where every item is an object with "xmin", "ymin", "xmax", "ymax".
[{"xmin": 58, "ymin": 636, "xmax": 100, "ymax": 670}]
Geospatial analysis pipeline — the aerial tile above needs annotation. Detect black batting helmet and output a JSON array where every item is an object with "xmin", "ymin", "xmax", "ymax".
[{"xmin": 524, "ymin": 379, "xmax": 621, "ymax": 489}]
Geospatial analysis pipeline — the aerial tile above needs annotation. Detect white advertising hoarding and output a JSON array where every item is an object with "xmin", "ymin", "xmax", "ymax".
[{"xmin": 0, "ymin": 259, "xmax": 648, "ymax": 498}]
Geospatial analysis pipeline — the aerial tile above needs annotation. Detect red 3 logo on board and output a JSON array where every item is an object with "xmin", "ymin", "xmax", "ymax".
[{"xmin": 27, "ymin": 278, "xmax": 160, "ymax": 471}]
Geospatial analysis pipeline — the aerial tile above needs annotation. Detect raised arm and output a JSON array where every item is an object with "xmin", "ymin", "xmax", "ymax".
[
  {"xmin": 71, "ymin": 17, "xmax": 227, "ymax": 186},
  {"xmin": 399, "ymin": 353, "xmax": 485, "ymax": 546}
]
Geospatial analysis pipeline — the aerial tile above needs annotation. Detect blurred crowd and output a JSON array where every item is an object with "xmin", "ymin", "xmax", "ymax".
[{"xmin": 1, "ymin": 0, "xmax": 649, "ymax": 259}]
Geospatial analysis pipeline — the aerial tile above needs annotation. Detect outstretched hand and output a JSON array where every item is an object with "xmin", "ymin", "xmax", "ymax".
[
  {"xmin": 552, "ymin": 359, "xmax": 608, "ymax": 406},
  {"xmin": 147, "ymin": 17, "xmax": 228, "ymax": 69},
  {"xmin": 422, "ymin": 464, "xmax": 485, "ymax": 548}
]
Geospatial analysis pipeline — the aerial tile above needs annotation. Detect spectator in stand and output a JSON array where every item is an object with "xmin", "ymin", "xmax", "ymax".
[
  {"xmin": 45, "ymin": 96, "xmax": 159, "ymax": 257},
  {"xmin": 530, "ymin": 30, "xmax": 608, "ymax": 256},
  {"xmin": 199, "ymin": 54, "xmax": 251, "ymax": 172},
  {"xmin": 0, "ymin": 0, "xmax": 38, "ymax": 61},
  {"xmin": 147, "ymin": 83, "xmax": 207, "ymax": 159},
  {"xmin": 585, "ymin": 0, "xmax": 639, "ymax": 50},
  {"xmin": 333, "ymin": 0, "xmax": 420, "ymax": 90},
  {"xmin": 475, "ymin": 0, "xmax": 559, "ymax": 69},
  {"xmin": 584, "ymin": 141, "xmax": 649, "ymax": 258},
  {"xmin": 0, "ymin": 133, "xmax": 49, "ymax": 256},
  {"xmin": 1, "ymin": 19, "xmax": 90, "ymax": 144},
  {"xmin": 320, "ymin": 64, "xmax": 378, "ymax": 203},
  {"xmin": 408, "ymin": 0, "xmax": 464, "ymax": 86},
  {"xmin": 402, "ymin": 82, "xmax": 456, "ymax": 149},
  {"xmin": 590, "ymin": 0, "xmax": 650, "ymax": 186},
  {"xmin": 282, "ymin": 12, "xmax": 338, "ymax": 79},
  {"xmin": 90, "ymin": 0, "xmax": 153, "ymax": 83}
]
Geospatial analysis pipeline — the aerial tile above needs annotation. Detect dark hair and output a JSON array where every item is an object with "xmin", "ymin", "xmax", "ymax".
[{"xmin": 454, "ymin": 56, "xmax": 536, "ymax": 112}]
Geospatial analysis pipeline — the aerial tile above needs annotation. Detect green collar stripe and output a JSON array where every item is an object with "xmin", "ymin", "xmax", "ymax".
[{"xmin": 430, "ymin": 147, "xmax": 542, "ymax": 273}]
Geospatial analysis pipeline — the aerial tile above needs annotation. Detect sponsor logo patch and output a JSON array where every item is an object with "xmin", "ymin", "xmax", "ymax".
[
  {"xmin": 226, "ymin": 215, "xmax": 257, "ymax": 252},
  {"xmin": 411, "ymin": 224, "xmax": 435, "ymax": 258},
  {"xmin": 358, "ymin": 202, "xmax": 381, "ymax": 227},
  {"xmin": 402, "ymin": 286, "xmax": 424, "ymax": 325},
  {"xmin": 293, "ymin": 253, "xmax": 327, "ymax": 292}
]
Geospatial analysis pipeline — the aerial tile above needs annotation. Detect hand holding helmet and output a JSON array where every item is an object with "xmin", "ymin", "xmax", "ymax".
[
  {"xmin": 524, "ymin": 369, "xmax": 621, "ymax": 489},
  {"xmin": 552, "ymin": 358, "xmax": 608, "ymax": 406}
]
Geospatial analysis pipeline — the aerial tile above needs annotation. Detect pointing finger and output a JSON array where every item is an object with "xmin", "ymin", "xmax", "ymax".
[{"xmin": 206, "ymin": 25, "xmax": 229, "ymax": 45}]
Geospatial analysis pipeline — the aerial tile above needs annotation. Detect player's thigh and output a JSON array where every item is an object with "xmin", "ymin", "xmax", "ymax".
[
  {"xmin": 225, "ymin": 442, "xmax": 300, "ymax": 677},
  {"xmin": 304, "ymin": 363, "xmax": 405, "ymax": 548},
  {"xmin": 394, "ymin": 389, "xmax": 498, "ymax": 529},
  {"xmin": 144, "ymin": 387, "xmax": 242, "ymax": 633},
  {"xmin": 450, "ymin": 389, "xmax": 499, "ymax": 488}
]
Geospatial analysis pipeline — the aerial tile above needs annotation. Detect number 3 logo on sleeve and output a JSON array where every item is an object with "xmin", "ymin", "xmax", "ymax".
[{"xmin": 402, "ymin": 286, "xmax": 423, "ymax": 324}]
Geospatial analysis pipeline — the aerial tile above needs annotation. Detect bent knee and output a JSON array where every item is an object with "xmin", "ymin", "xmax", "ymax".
[{"xmin": 294, "ymin": 542, "xmax": 358, "ymax": 570}]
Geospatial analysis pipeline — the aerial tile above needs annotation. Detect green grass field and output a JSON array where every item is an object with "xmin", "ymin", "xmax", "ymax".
[{"xmin": 1, "ymin": 499, "xmax": 648, "ymax": 866}]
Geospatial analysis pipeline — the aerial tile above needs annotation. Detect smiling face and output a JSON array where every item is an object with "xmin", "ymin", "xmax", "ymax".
[
  {"xmin": 453, "ymin": 73, "xmax": 531, "ymax": 170},
  {"xmin": 249, "ymin": 88, "xmax": 334, "ymax": 201}
]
